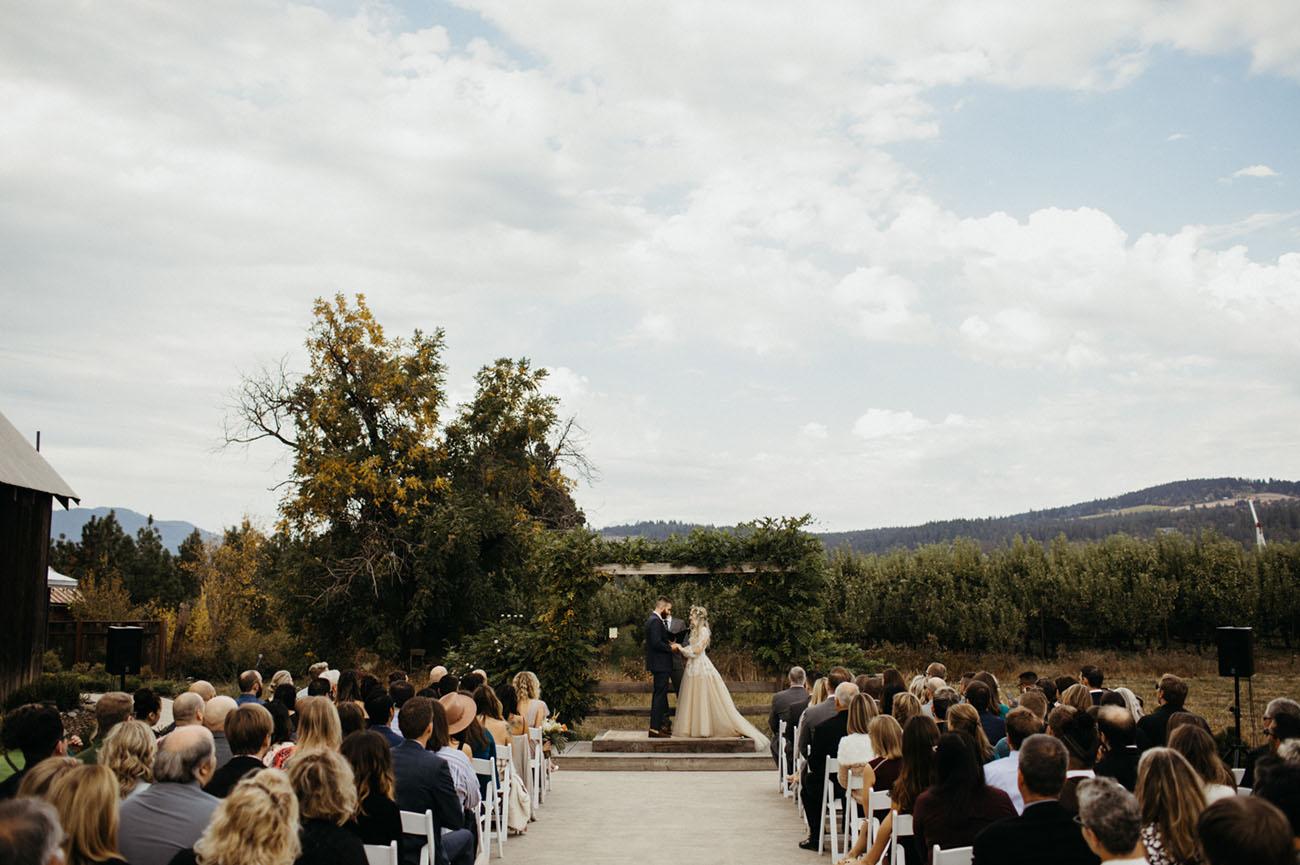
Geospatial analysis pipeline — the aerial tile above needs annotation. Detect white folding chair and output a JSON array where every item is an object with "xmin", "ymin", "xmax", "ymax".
[
  {"xmin": 1238, "ymin": 786, "xmax": 1253, "ymax": 796},
  {"xmin": 933, "ymin": 845, "xmax": 973, "ymax": 865},
  {"xmin": 791, "ymin": 717, "xmax": 805, "ymax": 809},
  {"xmin": 778, "ymin": 719, "xmax": 790, "ymax": 795},
  {"xmin": 843, "ymin": 772, "xmax": 865, "ymax": 845},
  {"xmin": 495, "ymin": 743, "xmax": 513, "ymax": 851},
  {"xmin": 471, "ymin": 757, "xmax": 500, "ymax": 857},
  {"xmin": 1233, "ymin": 767, "xmax": 1246, "ymax": 785},
  {"xmin": 818, "ymin": 758, "xmax": 844, "ymax": 856},
  {"xmin": 363, "ymin": 842, "xmax": 398, "ymax": 865},
  {"xmin": 399, "ymin": 809, "xmax": 435, "ymax": 865},
  {"xmin": 527, "ymin": 727, "xmax": 545, "ymax": 809},
  {"xmin": 850, "ymin": 787, "xmax": 890, "ymax": 849},
  {"xmin": 891, "ymin": 812, "xmax": 913, "ymax": 865}
]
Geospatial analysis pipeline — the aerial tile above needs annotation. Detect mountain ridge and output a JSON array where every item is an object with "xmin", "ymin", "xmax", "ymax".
[{"xmin": 50, "ymin": 506, "xmax": 218, "ymax": 553}]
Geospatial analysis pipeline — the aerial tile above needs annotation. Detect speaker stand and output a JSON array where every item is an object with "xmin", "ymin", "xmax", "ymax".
[{"xmin": 1227, "ymin": 674, "xmax": 1250, "ymax": 769}]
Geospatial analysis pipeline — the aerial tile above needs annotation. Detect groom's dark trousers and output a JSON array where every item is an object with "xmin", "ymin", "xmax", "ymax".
[{"xmin": 645, "ymin": 613, "xmax": 674, "ymax": 731}]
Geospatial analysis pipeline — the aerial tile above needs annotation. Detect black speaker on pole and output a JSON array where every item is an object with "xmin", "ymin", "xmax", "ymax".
[
  {"xmin": 1216, "ymin": 626, "xmax": 1254, "ymax": 678},
  {"xmin": 106, "ymin": 626, "xmax": 144, "ymax": 690}
]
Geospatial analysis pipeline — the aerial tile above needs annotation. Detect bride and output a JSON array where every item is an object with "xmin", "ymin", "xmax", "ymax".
[{"xmin": 675, "ymin": 605, "xmax": 770, "ymax": 749}]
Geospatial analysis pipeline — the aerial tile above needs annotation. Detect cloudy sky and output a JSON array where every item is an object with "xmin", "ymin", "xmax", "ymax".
[{"xmin": 3, "ymin": 1, "xmax": 1299, "ymax": 534}]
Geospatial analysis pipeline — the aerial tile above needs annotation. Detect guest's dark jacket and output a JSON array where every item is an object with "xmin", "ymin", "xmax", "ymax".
[
  {"xmin": 348, "ymin": 791, "xmax": 402, "ymax": 850},
  {"xmin": 1136, "ymin": 704, "xmax": 1178, "ymax": 750},
  {"xmin": 203, "ymin": 754, "xmax": 264, "ymax": 799},
  {"xmin": 370, "ymin": 722, "xmax": 404, "ymax": 749},
  {"xmin": 979, "ymin": 710, "xmax": 1006, "ymax": 747},
  {"xmin": 1095, "ymin": 745, "xmax": 1140, "ymax": 791},
  {"xmin": 913, "ymin": 784, "xmax": 1016, "ymax": 863},
  {"xmin": 391, "ymin": 739, "xmax": 465, "ymax": 865},
  {"xmin": 807, "ymin": 710, "xmax": 850, "ymax": 788},
  {"xmin": 971, "ymin": 799, "xmax": 1099, "ymax": 865},
  {"xmin": 769, "ymin": 686, "xmax": 810, "ymax": 764},
  {"xmin": 298, "ymin": 817, "xmax": 367, "ymax": 865}
]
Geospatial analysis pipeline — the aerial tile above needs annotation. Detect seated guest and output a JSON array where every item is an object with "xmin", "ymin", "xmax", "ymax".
[
  {"xmin": 1167, "ymin": 726, "xmax": 1235, "ymax": 803},
  {"xmin": 946, "ymin": 704, "xmax": 996, "ymax": 763},
  {"xmin": 1080, "ymin": 665, "xmax": 1106, "ymax": 705},
  {"xmin": 202, "ymin": 697, "xmax": 238, "ymax": 770},
  {"xmin": 236, "ymin": 670, "xmax": 264, "ymax": 706},
  {"xmin": 865, "ymin": 715, "xmax": 904, "ymax": 793},
  {"xmin": 48, "ymin": 764, "xmax": 127, "ymax": 865},
  {"xmin": 1112, "ymin": 687, "xmax": 1144, "ymax": 721},
  {"xmin": 431, "ymin": 698, "xmax": 481, "ymax": 814},
  {"xmin": 1075, "ymin": 776, "xmax": 1146, "ymax": 864},
  {"xmin": 168, "ymin": 769, "xmax": 300, "ymax": 865},
  {"xmin": 273, "ymin": 684, "xmax": 298, "ymax": 717},
  {"xmin": 1060, "ymin": 684, "xmax": 1095, "ymax": 713},
  {"xmin": 336, "ymin": 671, "xmax": 364, "ymax": 707},
  {"xmin": 204, "ymin": 704, "xmax": 271, "ymax": 799},
  {"xmin": 337, "ymin": 703, "xmax": 366, "ymax": 738},
  {"xmin": 931, "ymin": 687, "xmax": 958, "ymax": 733},
  {"xmin": 972, "ymin": 735, "xmax": 1098, "ymax": 865},
  {"xmin": 965, "ymin": 682, "xmax": 1006, "ymax": 746},
  {"xmin": 1017, "ymin": 671, "xmax": 1039, "ymax": 694},
  {"xmin": 984, "ymin": 707, "xmax": 1043, "ymax": 814},
  {"xmin": 168, "ymin": 693, "xmax": 205, "ymax": 732},
  {"xmin": 364, "ymin": 692, "xmax": 403, "ymax": 748},
  {"xmin": 187, "ymin": 682, "xmax": 216, "ymax": 703},
  {"xmin": 101, "ymin": 719, "xmax": 156, "ymax": 799},
  {"xmin": 390, "ymin": 697, "xmax": 473, "ymax": 865},
  {"xmin": 799, "ymin": 681, "xmax": 858, "ymax": 850},
  {"xmin": 427, "ymin": 666, "xmax": 448, "ymax": 690},
  {"xmin": 297, "ymin": 663, "xmax": 330, "ymax": 700},
  {"xmin": 891, "ymin": 692, "xmax": 922, "ymax": 731},
  {"xmin": 840, "ymin": 715, "xmax": 940, "ymax": 865},
  {"xmin": 1056, "ymin": 708, "xmax": 1100, "ymax": 814},
  {"xmin": 995, "ymin": 690, "xmax": 1049, "ymax": 758},
  {"xmin": 860, "ymin": 676, "xmax": 885, "ymax": 707},
  {"xmin": 0, "ymin": 797, "xmax": 64, "ymax": 865},
  {"xmin": 1197, "ymin": 796, "xmax": 1294, "ymax": 865},
  {"xmin": 498, "ymin": 684, "xmax": 523, "ymax": 736},
  {"xmin": 769, "ymin": 666, "xmax": 810, "ymax": 767},
  {"xmin": 791, "ymin": 668, "xmax": 849, "ymax": 775},
  {"xmin": 388, "ymin": 671, "xmax": 408, "ymax": 685},
  {"xmin": 388, "ymin": 682, "xmax": 416, "ymax": 736},
  {"xmin": 1137, "ymin": 674, "xmax": 1188, "ymax": 750},
  {"xmin": 306, "ymin": 678, "xmax": 332, "ymax": 699},
  {"xmin": 0, "ymin": 704, "xmax": 67, "ymax": 799},
  {"xmin": 922, "ymin": 677, "xmax": 946, "ymax": 717},
  {"xmin": 1166, "ymin": 712, "xmax": 1212, "ymax": 740},
  {"xmin": 357, "ymin": 674, "xmax": 384, "ymax": 702},
  {"xmin": 133, "ymin": 689, "xmax": 163, "ymax": 729},
  {"xmin": 436, "ymin": 675, "xmax": 460, "ymax": 699},
  {"xmin": 1035, "ymin": 678, "xmax": 1059, "ymax": 710},
  {"xmin": 1094, "ymin": 706, "xmax": 1141, "ymax": 792},
  {"xmin": 1055, "ymin": 676, "xmax": 1077, "ymax": 699},
  {"xmin": 913, "ymin": 732, "xmax": 1016, "ymax": 861},
  {"xmin": 836, "ymin": 693, "xmax": 880, "ymax": 808},
  {"xmin": 268, "ymin": 669, "xmax": 294, "ymax": 697},
  {"xmin": 972, "ymin": 672, "xmax": 1009, "ymax": 717},
  {"xmin": 881, "ymin": 669, "xmax": 906, "ymax": 716},
  {"xmin": 512, "ymin": 671, "xmax": 548, "ymax": 733},
  {"xmin": 270, "ymin": 697, "xmax": 341, "ymax": 770},
  {"xmin": 459, "ymin": 673, "xmax": 485, "ymax": 694},
  {"xmin": 925, "ymin": 662, "xmax": 947, "ymax": 682},
  {"xmin": 80, "ymin": 693, "xmax": 133, "ymax": 765},
  {"xmin": 287, "ymin": 750, "xmax": 367, "ymax": 865},
  {"xmin": 447, "ymin": 699, "xmax": 496, "ymax": 799},
  {"xmin": 1136, "ymin": 747, "xmax": 1206, "ymax": 865},
  {"xmin": 118, "ymin": 725, "xmax": 218, "ymax": 865},
  {"xmin": 16, "ymin": 757, "xmax": 79, "ymax": 800},
  {"xmin": 263, "ymin": 701, "xmax": 295, "ymax": 766},
  {"xmin": 1252, "ymin": 757, "xmax": 1300, "ymax": 846},
  {"xmin": 1244, "ymin": 699, "xmax": 1300, "ymax": 787},
  {"xmin": 473, "ymin": 685, "xmax": 512, "ymax": 752},
  {"xmin": 341, "ymin": 731, "xmax": 401, "ymax": 851}
]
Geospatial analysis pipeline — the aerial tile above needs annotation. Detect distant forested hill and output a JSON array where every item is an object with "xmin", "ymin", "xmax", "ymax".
[{"xmin": 599, "ymin": 478, "xmax": 1300, "ymax": 553}]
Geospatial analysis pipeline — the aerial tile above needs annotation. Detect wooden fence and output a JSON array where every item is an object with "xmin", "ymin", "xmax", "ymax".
[{"xmin": 46, "ymin": 620, "xmax": 168, "ymax": 676}]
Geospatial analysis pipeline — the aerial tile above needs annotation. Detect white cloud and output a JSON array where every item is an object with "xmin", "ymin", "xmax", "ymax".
[
  {"xmin": 1166, "ymin": 132, "xmax": 1189, "ymax": 141},
  {"xmin": 800, "ymin": 422, "xmax": 829, "ymax": 440},
  {"xmin": 852, "ymin": 409, "xmax": 934, "ymax": 440},
  {"xmin": 1232, "ymin": 164, "xmax": 1280, "ymax": 178}
]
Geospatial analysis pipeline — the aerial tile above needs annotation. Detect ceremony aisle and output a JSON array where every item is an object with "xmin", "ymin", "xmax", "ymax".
[{"xmin": 519, "ymin": 770, "xmax": 807, "ymax": 865}]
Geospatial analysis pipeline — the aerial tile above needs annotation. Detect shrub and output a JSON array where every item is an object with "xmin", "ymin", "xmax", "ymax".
[{"xmin": 4, "ymin": 673, "xmax": 83, "ymax": 712}]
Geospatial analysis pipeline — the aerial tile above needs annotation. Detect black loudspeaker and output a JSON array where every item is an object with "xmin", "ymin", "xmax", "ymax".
[
  {"xmin": 1216, "ymin": 626, "xmax": 1254, "ymax": 678},
  {"xmin": 106, "ymin": 626, "xmax": 144, "ymax": 676}
]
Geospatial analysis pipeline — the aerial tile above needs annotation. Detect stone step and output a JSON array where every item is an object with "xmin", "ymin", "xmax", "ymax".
[
  {"xmin": 592, "ymin": 730, "xmax": 761, "ymax": 754},
  {"xmin": 557, "ymin": 741, "xmax": 774, "ymax": 772},
  {"xmin": 587, "ymin": 704, "xmax": 770, "ymax": 717},
  {"xmin": 595, "ymin": 680, "xmax": 780, "ymax": 694}
]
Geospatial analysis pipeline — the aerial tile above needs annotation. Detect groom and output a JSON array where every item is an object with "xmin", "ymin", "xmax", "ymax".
[{"xmin": 645, "ymin": 596, "xmax": 680, "ymax": 739}]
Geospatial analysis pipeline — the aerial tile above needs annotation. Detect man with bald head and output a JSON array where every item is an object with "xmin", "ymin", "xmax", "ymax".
[
  {"xmin": 202, "ymin": 696, "xmax": 237, "ymax": 769},
  {"xmin": 187, "ymin": 680, "xmax": 216, "ymax": 702},
  {"xmin": 119, "ymin": 725, "xmax": 218, "ymax": 865},
  {"xmin": 428, "ymin": 665, "xmax": 448, "ymax": 688}
]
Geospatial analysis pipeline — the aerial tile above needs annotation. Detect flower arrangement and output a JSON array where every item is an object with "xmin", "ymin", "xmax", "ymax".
[{"xmin": 541, "ymin": 718, "xmax": 571, "ymax": 749}]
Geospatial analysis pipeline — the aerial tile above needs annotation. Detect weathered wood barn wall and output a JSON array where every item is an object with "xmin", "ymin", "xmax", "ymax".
[{"xmin": 0, "ymin": 410, "xmax": 78, "ymax": 702}]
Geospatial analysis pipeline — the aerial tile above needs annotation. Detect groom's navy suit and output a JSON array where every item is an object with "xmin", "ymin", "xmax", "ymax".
[{"xmin": 645, "ymin": 612, "xmax": 674, "ymax": 732}]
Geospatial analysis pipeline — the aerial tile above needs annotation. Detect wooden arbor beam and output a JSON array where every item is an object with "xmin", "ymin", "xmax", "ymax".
[{"xmin": 595, "ymin": 562, "xmax": 769, "ymax": 577}]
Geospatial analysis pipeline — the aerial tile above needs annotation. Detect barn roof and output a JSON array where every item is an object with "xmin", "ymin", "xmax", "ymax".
[{"xmin": 0, "ymin": 409, "xmax": 79, "ymax": 507}]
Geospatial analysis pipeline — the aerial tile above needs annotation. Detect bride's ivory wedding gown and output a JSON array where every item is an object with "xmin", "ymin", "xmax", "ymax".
[{"xmin": 675, "ymin": 624, "xmax": 770, "ymax": 748}]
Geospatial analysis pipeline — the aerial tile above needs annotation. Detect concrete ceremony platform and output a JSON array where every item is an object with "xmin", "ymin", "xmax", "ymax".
[{"xmin": 558, "ymin": 731, "xmax": 771, "ymax": 771}]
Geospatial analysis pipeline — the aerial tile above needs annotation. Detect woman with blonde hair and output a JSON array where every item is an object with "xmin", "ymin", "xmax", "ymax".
[
  {"xmin": 16, "ymin": 755, "xmax": 79, "ymax": 800},
  {"xmin": 287, "ymin": 750, "xmax": 367, "ymax": 865},
  {"xmin": 836, "ymin": 694, "xmax": 880, "ymax": 789},
  {"xmin": 512, "ymin": 671, "xmax": 549, "ymax": 731},
  {"xmin": 890, "ymin": 692, "xmax": 922, "ymax": 731},
  {"xmin": 809, "ymin": 677, "xmax": 830, "ymax": 707},
  {"xmin": 171, "ymin": 769, "xmax": 302, "ymax": 865},
  {"xmin": 100, "ymin": 719, "xmax": 155, "ymax": 799},
  {"xmin": 945, "ymin": 703, "xmax": 996, "ymax": 762},
  {"xmin": 267, "ymin": 670, "xmax": 294, "ymax": 697},
  {"xmin": 48, "ymin": 764, "xmax": 126, "ymax": 865},
  {"xmin": 1136, "ymin": 747, "xmax": 1207, "ymax": 865},
  {"xmin": 270, "ymin": 696, "xmax": 341, "ymax": 769},
  {"xmin": 1168, "ymin": 725, "xmax": 1236, "ymax": 803},
  {"xmin": 1060, "ymin": 683, "xmax": 1095, "ymax": 712}
]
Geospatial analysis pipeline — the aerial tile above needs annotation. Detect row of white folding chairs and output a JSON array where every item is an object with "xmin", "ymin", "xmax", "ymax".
[
  {"xmin": 777, "ymin": 719, "xmax": 792, "ymax": 797},
  {"xmin": 472, "ymin": 745, "xmax": 510, "ymax": 858},
  {"xmin": 527, "ymin": 727, "xmax": 552, "ymax": 811},
  {"xmin": 840, "ymin": 773, "xmax": 915, "ymax": 865}
]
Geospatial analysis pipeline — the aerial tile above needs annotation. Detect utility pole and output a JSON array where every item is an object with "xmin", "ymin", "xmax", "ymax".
[{"xmin": 1249, "ymin": 499, "xmax": 1266, "ymax": 549}]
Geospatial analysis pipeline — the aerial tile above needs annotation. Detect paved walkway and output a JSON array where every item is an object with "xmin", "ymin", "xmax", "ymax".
[{"xmin": 514, "ymin": 771, "xmax": 811, "ymax": 865}]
